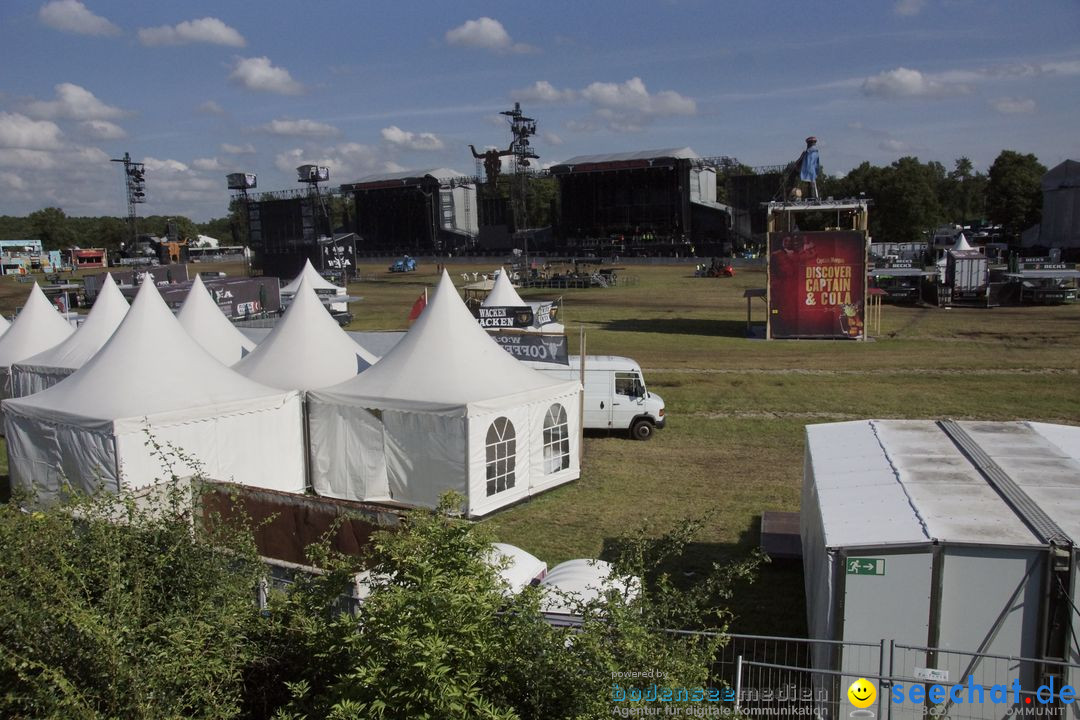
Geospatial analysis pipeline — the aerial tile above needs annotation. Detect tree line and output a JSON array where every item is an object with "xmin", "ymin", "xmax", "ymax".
[{"xmin": 818, "ymin": 150, "xmax": 1046, "ymax": 243}]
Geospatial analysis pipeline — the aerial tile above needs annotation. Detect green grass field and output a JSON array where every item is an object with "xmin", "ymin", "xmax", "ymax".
[{"xmin": 2, "ymin": 259, "xmax": 1078, "ymax": 635}]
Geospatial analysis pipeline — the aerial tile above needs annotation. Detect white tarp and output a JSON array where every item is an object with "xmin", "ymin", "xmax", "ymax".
[
  {"xmin": 307, "ymin": 271, "xmax": 581, "ymax": 517},
  {"xmin": 0, "ymin": 283, "xmax": 75, "ymax": 400},
  {"xmin": 488, "ymin": 542, "xmax": 547, "ymax": 594},
  {"xmin": 177, "ymin": 274, "xmax": 256, "ymax": 365},
  {"xmin": 233, "ymin": 278, "xmax": 378, "ymax": 391},
  {"xmin": 10, "ymin": 273, "xmax": 129, "ymax": 397},
  {"xmin": 0, "ymin": 314, "xmax": 10, "ymax": 336},
  {"xmin": 3, "ymin": 277, "xmax": 305, "ymax": 502}
]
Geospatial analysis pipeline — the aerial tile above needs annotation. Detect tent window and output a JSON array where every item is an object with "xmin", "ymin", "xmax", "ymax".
[
  {"xmin": 485, "ymin": 417, "xmax": 516, "ymax": 496},
  {"xmin": 543, "ymin": 403, "xmax": 570, "ymax": 474}
]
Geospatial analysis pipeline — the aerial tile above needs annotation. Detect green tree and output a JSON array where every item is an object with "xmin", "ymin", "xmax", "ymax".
[
  {"xmin": 941, "ymin": 157, "xmax": 988, "ymax": 226},
  {"xmin": 28, "ymin": 206, "xmax": 76, "ymax": 249},
  {"xmin": 987, "ymin": 150, "xmax": 1045, "ymax": 241},
  {"xmin": 271, "ymin": 495, "xmax": 761, "ymax": 720},
  {"xmin": 871, "ymin": 157, "xmax": 944, "ymax": 242},
  {"xmin": 0, "ymin": 476, "xmax": 264, "ymax": 719}
]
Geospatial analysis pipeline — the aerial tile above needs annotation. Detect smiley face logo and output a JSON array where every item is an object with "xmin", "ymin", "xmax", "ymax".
[{"xmin": 848, "ymin": 678, "xmax": 877, "ymax": 708}]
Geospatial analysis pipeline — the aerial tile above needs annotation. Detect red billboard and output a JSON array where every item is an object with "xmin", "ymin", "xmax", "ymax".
[{"xmin": 768, "ymin": 231, "xmax": 867, "ymax": 339}]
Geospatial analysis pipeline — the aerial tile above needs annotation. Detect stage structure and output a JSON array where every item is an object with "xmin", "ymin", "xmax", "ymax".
[
  {"xmin": 242, "ymin": 166, "xmax": 333, "ymax": 280},
  {"xmin": 110, "ymin": 152, "xmax": 146, "ymax": 247},
  {"xmin": 549, "ymin": 148, "xmax": 733, "ymax": 256},
  {"xmin": 765, "ymin": 199, "xmax": 870, "ymax": 340},
  {"xmin": 341, "ymin": 169, "xmax": 478, "ymax": 254}
]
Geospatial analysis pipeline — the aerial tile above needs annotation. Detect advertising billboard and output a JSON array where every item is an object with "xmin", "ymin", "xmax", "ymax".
[{"xmin": 768, "ymin": 230, "xmax": 867, "ymax": 339}]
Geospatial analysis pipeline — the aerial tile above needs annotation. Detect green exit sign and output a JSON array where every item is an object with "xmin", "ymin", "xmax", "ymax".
[{"xmin": 847, "ymin": 558, "xmax": 885, "ymax": 576}]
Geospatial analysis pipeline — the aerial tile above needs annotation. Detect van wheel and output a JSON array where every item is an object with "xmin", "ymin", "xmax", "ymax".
[{"xmin": 631, "ymin": 419, "xmax": 654, "ymax": 441}]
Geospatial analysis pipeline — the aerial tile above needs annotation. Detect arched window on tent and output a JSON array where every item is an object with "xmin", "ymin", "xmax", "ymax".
[
  {"xmin": 486, "ymin": 416, "xmax": 516, "ymax": 496},
  {"xmin": 543, "ymin": 403, "xmax": 570, "ymax": 474}
]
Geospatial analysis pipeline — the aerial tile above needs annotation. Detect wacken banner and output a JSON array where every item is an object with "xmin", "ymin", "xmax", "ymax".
[
  {"xmin": 534, "ymin": 298, "xmax": 561, "ymax": 325},
  {"xmin": 321, "ymin": 235, "xmax": 357, "ymax": 274},
  {"xmin": 475, "ymin": 305, "xmax": 535, "ymax": 329},
  {"xmin": 489, "ymin": 333, "xmax": 569, "ymax": 365}
]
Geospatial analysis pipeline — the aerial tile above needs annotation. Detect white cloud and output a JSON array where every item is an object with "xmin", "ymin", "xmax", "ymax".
[
  {"xmin": 0, "ymin": 144, "xmax": 108, "ymax": 170},
  {"xmin": 229, "ymin": 57, "xmax": 303, "ymax": 95},
  {"xmin": 992, "ymin": 97, "xmax": 1036, "ymax": 114},
  {"xmin": 143, "ymin": 157, "xmax": 190, "ymax": 174},
  {"xmin": 445, "ymin": 17, "xmax": 533, "ymax": 54},
  {"xmin": 0, "ymin": 172, "xmax": 28, "ymax": 191},
  {"xmin": 274, "ymin": 142, "xmax": 396, "ymax": 182},
  {"xmin": 261, "ymin": 118, "xmax": 339, "ymax": 137},
  {"xmin": 0, "ymin": 112, "xmax": 64, "ymax": 150},
  {"xmin": 25, "ymin": 83, "xmax": 125, "ymax": 120},
  {"xmin": 39, "ymin": 0, "xmax": 120, "ymax": 36},
  {"xmin": 81, "ymin": 119, "xmax": 126, "ymax": 139},
  {"xmin": 861, "ymin": 67, "xmax": 971, "ymax": 98},
  {"xmin": 138, "ymin": 17, "xmax": 245, "ymax": 47},
  {"xmin": 198, "ymin": 100, "xmax": 225, "ymax": 115},
  {"xmin": 581, "ymin": 77, "xmax": 696, "ymax": 115},
  {"xmin": 878, "ymin": 139, "xmax": 910, "ymax": 153},
  {"xmin": 542, "ymin": 131, "xmax": 563, "ymax": 146},
  {"xmin": 894, "ymin": 0, "xmax": 927, "ymax": 16},
  {"xmin": 221, "ymin": 142, "xmax": 255, "ymax": 155},
  {"xmin": 192, "ymin": 157, "xmax": 224, "ymax": 171},
  {"xmin": 512, "ymin": 81, "xmax": 576, "ymax": 104},
  {"xmin": 380, "ymin": 125, "xmax": 444, "ymax": 151}
]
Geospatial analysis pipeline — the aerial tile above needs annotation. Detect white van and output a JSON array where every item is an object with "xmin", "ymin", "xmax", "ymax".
[{"xmin": 525, "ymin": 355, "xmax": 666, "ymax": 440}]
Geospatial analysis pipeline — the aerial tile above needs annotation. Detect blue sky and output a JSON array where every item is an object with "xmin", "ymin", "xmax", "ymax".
[{"xmin": 1, "ymin": 0, "xmax": 1078, "ymax": 222}]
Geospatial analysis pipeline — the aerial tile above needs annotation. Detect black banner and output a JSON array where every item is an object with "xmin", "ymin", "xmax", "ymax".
[
  {"xmin": 475, "ymin": 305, "xmax": 534, "ymax": 329},
  {"xmin": 490, "ymin": 333, "xmax": 569, "ymax": 365}
]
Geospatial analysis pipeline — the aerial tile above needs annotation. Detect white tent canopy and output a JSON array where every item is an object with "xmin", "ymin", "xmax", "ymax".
[
  {"xmin": 233, "ymin": 278, "xmax": 378, "ymax": 391},
  {"xmin": 3, "ymin": 277, "xmax": 305, "ymax": 502},
  {"xmin": 540, "ymin": 559, "xmax": 640, "ymax": 615},
  {"xmin": 280, "ymin": 258, "xmax": 344, "ymax": 295},
  {"xmin": 0, "ymin": 314, "xmax": 10, "ymax": 337},
  {"xmin": 307, "ymin": 271, "xmax": 581, "ymax": 517},
  {"xmin": 488, "ymin": 542, "xmax": 548, "ymax": 594},
  {"xmin": 0, "ymin": 283, "xmax": 75, "ymax": 400},
  {"xmin": 177, "ymin": 274, "xmax": 256, "ymax": 366},
  {"xmin": 482, "ymin": 268, "xmax": 528, "ymax": 307},
  {"xmin": 955, "ymin": 233, "xmax": 974, "ymax": 251},
  {"xmin": 10, "ymin": 273, "xmax": 129, "ymax": 397}
]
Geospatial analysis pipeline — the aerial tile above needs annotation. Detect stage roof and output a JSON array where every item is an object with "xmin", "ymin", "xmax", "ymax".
[
  {"xmin": 342, "ymin": 168, "xmax": 465, "ymax": 191},
  {"xmin": 550, "ymin": 147, "xmax": 699, "ymax": 174}
]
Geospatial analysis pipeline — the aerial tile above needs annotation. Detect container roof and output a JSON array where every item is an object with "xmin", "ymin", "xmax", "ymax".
[{"xmin": 806, "ymin": 420, "xmax": 1080, "ymax": 550}]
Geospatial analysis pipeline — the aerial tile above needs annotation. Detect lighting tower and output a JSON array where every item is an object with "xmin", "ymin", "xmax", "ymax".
[
  {"xmin": 111, "ymin": 152, "xmax": 146, "ymax": 247},
  {"xmin": 501, "ymin": 103, "xmax": 539, "ymax": 237},
  {"xmin": 297, "ymin": 165, "xmax": 331, "ymax": 269}
]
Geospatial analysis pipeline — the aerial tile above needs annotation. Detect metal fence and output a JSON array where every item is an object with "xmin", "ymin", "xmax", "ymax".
[{"xmin": 719, "ymin": 634, "xmax": 1080, "ymax": 720}]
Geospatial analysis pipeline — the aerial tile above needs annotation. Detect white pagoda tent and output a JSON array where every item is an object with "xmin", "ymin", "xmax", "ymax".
[
  {"xmin": 307, "ymin": 271, "xmax": 581, "ymax": 517},
  {"xmin": 233, "ymin": 279, "xmax": 378, "ymax": 391},
  {"xmin": 0, "ymin": 283, "xmax": 75, "ymax": 400},
  {"xmin": 0, "ymin": 314, "xmax": 10, "ymax": 337},
  {"xmin": 482, "ymin": 268, "xmax": 564, "ymax": 334},
  {"xmin": 3, "ymin": 278, "xmax": 305, "ymax": 502},
  {"xmin": 280, "ymin": 258, "xmax": 347, "ymax": 313},
  {"xmin": 177, "ymin": 274, "xmax": 256, "ymax": 365},
  {"xmin": 10, "ymin": 273, "xmax": 129, "ymax": 398}
]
